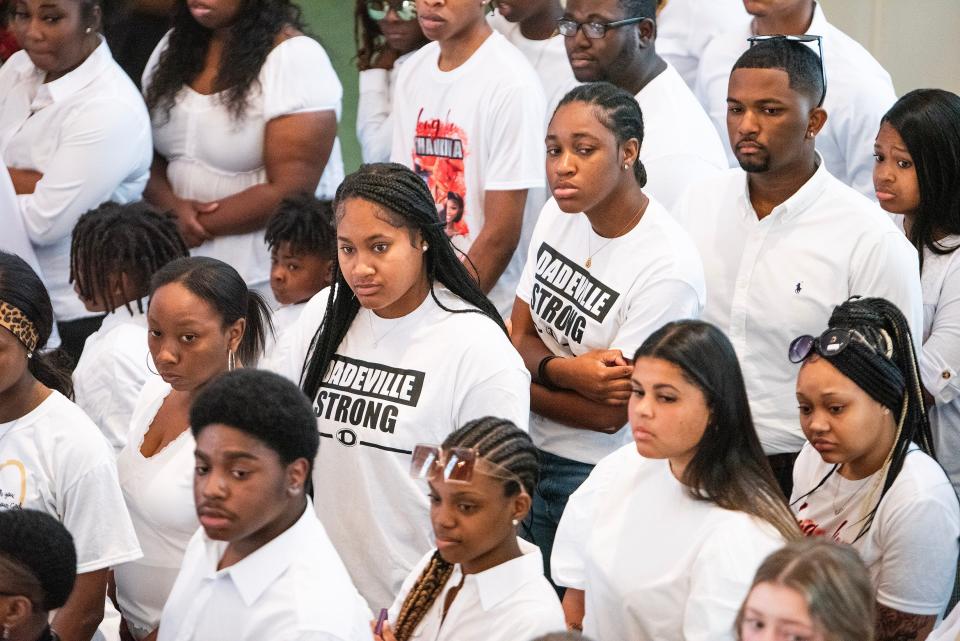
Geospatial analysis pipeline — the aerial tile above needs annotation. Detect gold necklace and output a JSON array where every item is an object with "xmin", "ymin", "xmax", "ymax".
[{"xmin": 585, "ymin": 201, "xmax": 646, "ymax": 269}]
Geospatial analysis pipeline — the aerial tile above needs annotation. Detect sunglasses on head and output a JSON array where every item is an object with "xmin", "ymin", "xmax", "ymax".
[
  {"xmin": 410, "ymin": 444, "xmax": 524, "ymax": 488},
  {"xmin": 788, "ymin": 327, "xmax": 893, "ymax": 364},
  {"xmin": 747, "ymin": 34, "xmax": 827, "ymax": 108},
  {"xmin": 367, "ymin": 0, "xmax": 416, "ymax": 21}
]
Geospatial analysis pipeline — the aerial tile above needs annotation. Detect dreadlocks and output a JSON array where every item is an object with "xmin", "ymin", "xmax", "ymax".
[
  {"xmin": 70, "ymin": 202, "xmax": 188, "ymax": 315},
  {"xmin": 264, "ymin": 192, "xmax": 336, "ymax": 259},
  {"xmin": 300, "ymin": 163, "xmax": 506, "ymax": 399},
  {"xmin": 392, "ymin": 417, "xmax": 539, "ymax": 640}
]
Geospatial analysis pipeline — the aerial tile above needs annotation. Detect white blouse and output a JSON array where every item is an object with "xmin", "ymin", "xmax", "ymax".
[
  {"xmin": 143, "ymin": 34, "xmax": 344, "ymax": 290},
  {"xmin": 114, "ymin": 377, "xmax": 198, "ymax": 641}
]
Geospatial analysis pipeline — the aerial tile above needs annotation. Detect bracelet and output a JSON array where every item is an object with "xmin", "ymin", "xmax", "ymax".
[{"xmin": 537, "ymin": 355, "xmax": 561, "ymax": 391}]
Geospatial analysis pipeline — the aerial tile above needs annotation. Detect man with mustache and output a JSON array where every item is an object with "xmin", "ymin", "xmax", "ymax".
[
  {"xmin": 561, "ymin": 0, "xmax": 726, "ymax": 208},
  {"xmin": 672, "ymin": 38, "xmax": 921, "ymax": 497}
]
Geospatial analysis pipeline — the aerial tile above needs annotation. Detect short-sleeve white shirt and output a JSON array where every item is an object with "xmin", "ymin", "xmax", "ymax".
[
  {"xmin": 390, "ymin": 33, "xmax": 546, "ymax": 315},
  {"xmin": 356, "ymin": 51, "xmax": 415, "ymax": 164},
  {"xmin": 114, "ymin": 377, "xmax": 197, "ymax": 640},
  {"xmin": 270, "ymin": 286, "xmax": 531, "ymax": 609},
  {"xmin": 553, "ymin": 444, "xmax": 785, "ymax": 641},
  {"xmin": 672, "ymin": 161, "xmax": 923, "ymax": 454},
  {"xmin": 0, "ymin": 390, "xmax": 142, "ymax": 573},
  {"xmin": 73, "ymin": 303, "xmax": 151, "ymax": 454},
  {"xmin": 694, "ymin": 3, "xmax": 896, "ymax": 199},
  {"xmin": 387, "ymin": 539, "xmax": 564, "ymax": 641},
  {"xmin": 0, "ymin": 40, "xmax": 152, "ymax": 321},
  {"xmin": 791, "ymin": 443, "xmax": 960, "ymax": 616},
  {"xmin": 634, "ymin": 63, "xmax": 727, "ymax": 209},
  {"xmin": 516, "ymin": 198, "xmax": 705, "ymax": 463},
  {"xmin": 656, "ymin": 0, "xmax": 750, "ymax": 89},
  {"xmin": 143, "ymin": 34, "xmax": 344, "ymax": 289},
  {"xmin": 157, "ymin": 500, "xmax": 371, "ymax": 641}
]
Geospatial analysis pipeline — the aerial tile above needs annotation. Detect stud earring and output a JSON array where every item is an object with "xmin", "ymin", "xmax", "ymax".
[
  {"xmin": 2, "ymin": 622, "xmax": 10, "ymax": 640},
  {"xmin": 883, "ymin": 408, "xmax": 891, "ymax": 415},
  {"xmin": 422, "ymin": 243, "xmax": 429, "ymax": 251},
  {"xmin": 622, "ymin": 163, "xmax": 630, "ymax": 170},
  {"xmin": 511, "ymin": 519, "xmax": 519, "ymax": 526},
  {"xmin": 85, "ymin": 26, "xmax": 92, "ymax": 34},
  {"xmin": 287, "ymin": 486, "xmax": 300, "ymax": 496}
]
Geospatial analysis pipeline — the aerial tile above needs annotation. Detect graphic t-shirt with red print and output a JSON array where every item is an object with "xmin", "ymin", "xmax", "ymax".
[{"xmin": 391, "ymin": 32, "xmax": 546, "ymax": 314}]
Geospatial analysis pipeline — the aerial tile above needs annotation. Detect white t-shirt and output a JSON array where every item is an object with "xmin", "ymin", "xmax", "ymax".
[
  {"xmin": 553, "ymin": 444, "xmax": 785, "ymax": 641},
  {"xmin": 672, "ymin": 161, "xmax": 923, "ymax": 454},
  {"xmin": 791, "ymin": 443, "xmax": 960, "ymax": 615},
  {"xmin": 634, "ymin": 63, "xmax": 727, "ymax": 210},
  {"xmin": 929, "ymin": 602, "xmax": 960, "ymax": 641},
  {"xmin": 390, "ymin": 33, "xmax": 546, "ymax": 315},
  {"xmin": 694, "ymin": 3, "xmax": 896, "ymax": 199},
  {"xmin": 516, "ymin": 198, "xmax": 705, "ymax": 463},
  {"xmin": 916, "ymin": 235, "xmax": 960, "ymax": 498},
  {"xmin": 158, "ymin": 500, "xmax": 371, "ymax": 641},
  {"xmin": 387, "ymin": 539, "xmax": 564, "ymax": 641},
  {"xmin": 0, "ymin": 391, "xmax": 142, "ymax": 573},
  {"xmin": 357, "ymin": 51, "xmax": 415, "ymax": 164},
  {"xmin": 260, "ymin": 301, "xmax": 308, "ymax": 373},
  {"xmin": 73, "ymin": 303, "xmax": 151, "ymax": 454},
  {"xmin": 0, "ymin": 40, "xmax": 152, "ymax": 321},
  {"xmin": 656, "ymin": 0, "xmax": 750, "ymax": 89},
  {"xmin": 143, "ymin": 34, "xmax": 344, "ymax": 290},
  {"xmin": 114, "ymin": 377, "xmax": 197, "ymax": 641},
  {"xmin": 272, "ymin": 285, "xmax": 530, "ymax": 609}
]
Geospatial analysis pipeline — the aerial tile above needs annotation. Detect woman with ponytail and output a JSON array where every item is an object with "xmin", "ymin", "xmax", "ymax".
[
  {"xmin": 790, "ymin": 297, "xmax": 960, "ymax": 641},
  {"xmin": 273, "ymin": 162, "xmax": 529, "ymax": 611},
  {"xmin": 0, "ymin": 251, "xmax": 141, "ymax": 641},
  {"xmin": 374, "ymin": 417, "xmax": 563, "ymax": 641},
  {"xmin": 113, "ymin": 256, "xmax": 272, "ymax": 641}
]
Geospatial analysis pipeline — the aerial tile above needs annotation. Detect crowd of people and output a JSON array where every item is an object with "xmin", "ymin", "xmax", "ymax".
[{"xmin": 1, "ymin": 0, "xmax": 959, "ymax": 640}]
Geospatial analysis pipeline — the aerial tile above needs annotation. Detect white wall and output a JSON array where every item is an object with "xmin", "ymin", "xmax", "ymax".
[{"xmin": 819, "ymin": 0, "xmax": 960, "ymax": 96}]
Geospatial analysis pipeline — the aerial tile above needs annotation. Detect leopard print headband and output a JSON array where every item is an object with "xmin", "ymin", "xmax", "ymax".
[{"xmin": 0, "ymin": 301, "xmax": 39, "ymax": 353}]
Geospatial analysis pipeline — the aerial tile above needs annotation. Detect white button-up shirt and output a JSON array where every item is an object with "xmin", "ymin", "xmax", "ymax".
[
  {"xmin": 157, "ymin": 501, "xmax": 371, "ymax": 641},
  {"xmin": 656, "ymin": 0, "xmax": 750, "ymax": 89},
  {"xmin": 73, "ymin": 303, "xmax": 150, "ymax": 454},
  {"xmin": 388, "ymin": 538, "xmax": 565, "ymax": 641},
  {"xmin": 694, "ymin": 2, "xmax": 896, "ymax": 200},
  {"xmin": 0, "ymin": 40, "xmax": 152, "ymax": 321},
  {"xmin": 672, "ymin": 160, "xmax": 923, "ymax": 454}
]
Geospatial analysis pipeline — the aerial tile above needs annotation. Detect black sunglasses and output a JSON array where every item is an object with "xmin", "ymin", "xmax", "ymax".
[
  {"xmin": 748, "ymin": 34, "xmax": 827, "ymax": 107},
  {"xmin": 788, "ymin": 328, "xmax": 892, "ymax": 364}
]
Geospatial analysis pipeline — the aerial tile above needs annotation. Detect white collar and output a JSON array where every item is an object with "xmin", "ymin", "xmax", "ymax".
[
  {"xmin": 99, "ymin": 297, "xmax": 149, "ymax": 333},
  {"xmin": 199, "ymin": 499, "xmax": 315, "ymax": 607},
  {"xmin": 740, "ymin": 152, "xmax": 832, "ymax": 224},
  {"xmin": 22, "ymin": 38, "xmax": 112, "ymax": 110},
  {"xmin": 454, "ymin": 538, "xmax": 546, "ymax": 612}
]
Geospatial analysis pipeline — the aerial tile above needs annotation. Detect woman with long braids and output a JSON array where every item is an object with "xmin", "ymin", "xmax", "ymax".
[
  {"xmin": 141, "ymin": 0, "xmax": 343, "ymax": 301},
  {"xmin": 354, "ymin": 0, "xmax": 427, "ymax": 163},
  {"xmin": 373, "ymin": 417, "xmax": 564, "ymax": 641},
  {"xmin": 70, "ymin": 202, "xmax": 188, "ymax": 453},
  {"xmin": 790, "ymin": 297, "xmax": 960, "ymax": 641},
  {"xmin": 112, "ymin": 256, "xmax": 271, "ymax": 641},
  {"xmin": 873, "ymin": 89, "xmax": 960, "ymax": 498},
  {"xmin": 0, "ymin": 252, "xmax": 141, "ymax": 641},
  {"xmin": 553, "ymin": 320, "xmax": 798, "ymax": 641},
  {"xmin": 274, "ymin": 162, "xmax": 529, "ymax": 611}
]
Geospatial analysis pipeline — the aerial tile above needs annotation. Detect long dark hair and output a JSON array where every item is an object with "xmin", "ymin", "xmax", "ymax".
[
  {"xmin": 634, "ymin": 320, "xmax": 801, "ymax": 541},
  {"xmin": 300, "ymin": 163, "xmax": 505, "ymax": 400},
  {"xmin": 149, "ymin": 257, "xmax": 273, "ymax": 366},
  {"xmin": 0, "ymin": 252, "xmax": 73, "ymax": 398},
  {"xmin": 881, "ymin": 89, "xmax": 960, "ymax": 271},
  {"xmin": 353, "ymin": 0, "xmax": 382, "ymax": 71},
  {"xmin": 144, "ymin": 0, "xmax": 305, "ymax": 122}
]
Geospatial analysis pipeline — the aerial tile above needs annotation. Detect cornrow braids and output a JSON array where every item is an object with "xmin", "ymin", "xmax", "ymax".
[
  {"xmin": 300, "ymin": 163, "xmax": 506, "ymax": 398},
  {"xmin": 70, "ymin": 202, "xmax": 189, "ymax": 314},
  {"xmin": 441, "ymin": 416, "xmax": 540, "ymax": 497},
  {"xmin": 392, "ymin": 551, "xmax": 455, "ymax": 641},
  {"xmin": 264, "ymin": 193, "xmax": 336, "ymax": 259}
]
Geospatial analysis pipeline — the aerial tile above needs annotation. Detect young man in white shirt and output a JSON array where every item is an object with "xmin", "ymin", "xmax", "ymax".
[
  {"xmin": 695, "ymin": 0, "xmax": 896, "ymax": 199},
  {"xmin": 560, "ymin": 0, "xmax": 726, "ymax": 209},
  {"xmin": 672, "ymin": 38, "xmax": 922, "ymax": 497},
  {"xmin": 157, "ymin": 370, "xmax": 371, "ymax": 641},
  {"xmin": 391, "ymin": 0, "xmax": 546, "ymax": 316}
]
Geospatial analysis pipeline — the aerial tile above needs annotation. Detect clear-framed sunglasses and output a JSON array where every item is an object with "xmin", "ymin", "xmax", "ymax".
[
  {"xmin": 748, "ymin": 34, "xmax": 827, "ymax": 107},
  {"xmin": 410, "ymin": 444, "xmax": 526, "ymax": 488}
]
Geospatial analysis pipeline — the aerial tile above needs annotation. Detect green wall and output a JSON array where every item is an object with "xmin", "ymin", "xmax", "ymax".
[{"xmin": 303, "ymin": 1, "xmax": 363, "ymax": 173}]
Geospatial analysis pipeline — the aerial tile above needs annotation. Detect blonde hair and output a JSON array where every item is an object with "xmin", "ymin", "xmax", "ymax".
[{"xmin": 735, "ymin": 540, "xmax": 875, "ymax": 641}]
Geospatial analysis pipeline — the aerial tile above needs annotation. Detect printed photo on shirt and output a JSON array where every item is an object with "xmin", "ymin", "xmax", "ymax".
[{"xmin": 412, "ymin": 112, "xmax": 470, "ymax": 239}]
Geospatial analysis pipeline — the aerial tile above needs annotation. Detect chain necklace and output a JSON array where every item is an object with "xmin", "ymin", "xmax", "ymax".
[
  {"xmin": 367, "ymin": 309, "xmax": 406, "ymax": 348},
  {"xmin": 585, "ymin": 201, "xmax": 646, "ymax": 269},
  {"xmin": 830, "ymin": 466, "xmax": 876, "ymax": 516}
]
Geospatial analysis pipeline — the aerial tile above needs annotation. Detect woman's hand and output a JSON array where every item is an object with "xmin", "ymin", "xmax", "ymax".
[
  {"xmin": 371, "ymin": 620, "xmax": 398, "ymax": 641},
  {"xmin": 8, "ymin": 167, "xmax": 43, "ymax": 194},
  {"xmin": 550, "ymin": 349, "xmax": 633, "ymax": 405},
  {"xmin": 171, "ymin": 199, "xmax": 217, "ymax": 248}
]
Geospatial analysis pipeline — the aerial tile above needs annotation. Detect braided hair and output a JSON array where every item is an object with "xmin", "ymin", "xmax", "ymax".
[
  {"xmin": 392, "ymin": 417, "xmax": 538, "ymax": 641},
  {"xmin": 264, "ymin": 193, "xmax": 336, "ymax": 259},
  {"xmin": 796, "ymin": 297, "xmax": 934, "ymax": 541},
  {"xmin": 70, "ymin": 202, "xmax": 189, "ymax": 315},
  {"xmin": 300, "ymin": 163, "xmax": 505, "ymax": 398}
]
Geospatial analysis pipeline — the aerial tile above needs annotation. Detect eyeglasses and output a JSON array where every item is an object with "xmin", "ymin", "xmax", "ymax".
[
  {"xmin": 557, "ymin": 16, "xmax": 646, "ymax": 39},
  {"xmin": 410, "ymin": 444, "xmax": 523, "ymax": 486},
  {"xmin": 747, "ymin": 34, "xmax": 827, "ymax": 107},
  {"xmin": 366, "ymin": 0, "xmax": 416, "ymax": 21},
  {"xmin": 788, "ymin": 328, "xmax": 893, "ymax": 364}
]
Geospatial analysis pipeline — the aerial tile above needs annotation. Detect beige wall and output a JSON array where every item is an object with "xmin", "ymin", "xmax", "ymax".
[{"xmin": 819, "ymin": 0, "xmax": 960, "ymax": 96}]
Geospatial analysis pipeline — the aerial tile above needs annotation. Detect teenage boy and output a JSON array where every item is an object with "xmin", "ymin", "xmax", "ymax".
[{"xmin": 157, "ymin": 370, "xmax": 371, "ymax": 641}]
